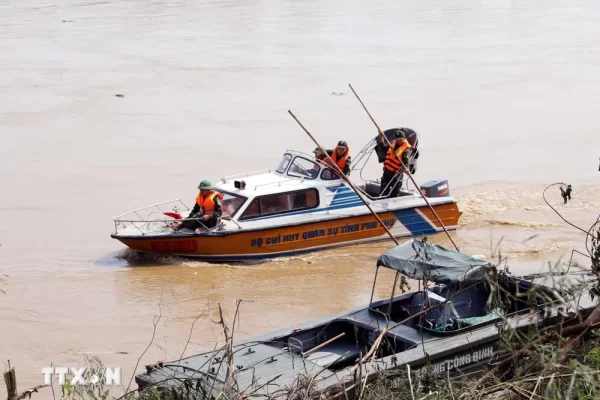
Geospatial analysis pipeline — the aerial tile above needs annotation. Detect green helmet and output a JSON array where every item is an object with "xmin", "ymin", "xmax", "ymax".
[{"xmin": 197, "ymin": 180, "xmax": 212, "ymax": 190}]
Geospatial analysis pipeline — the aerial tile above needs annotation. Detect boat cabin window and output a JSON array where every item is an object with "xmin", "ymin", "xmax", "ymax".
[
  {"xmin": 276, "ymin": 154, "xmax": 292, "ymax": 174},
  {"xmin": 239, "ymin": 189, "xmax": 320, "ymax": 220},
  {"xmin": 287, "ymin": 156, "xmax": 320, "ymax": 179},
  {"xmin": 321, "ymin": 167, "xmax": 341, "ymax": 180},
  {"xmin": 220, "ymin": 191, "xmax": 248, "ymax": 217}
]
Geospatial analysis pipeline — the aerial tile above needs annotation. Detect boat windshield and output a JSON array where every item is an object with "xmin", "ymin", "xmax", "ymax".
[
  {"xmin": 287, "ymin": 156, "xmax": 320, "ymax": 179},
  {"xmin": 220, "ymin": 190, "xmax": 248, "ymax": 217},
  {"xmin": 276, "ymin": 154, "xmax": 292, "ymax": 174}
]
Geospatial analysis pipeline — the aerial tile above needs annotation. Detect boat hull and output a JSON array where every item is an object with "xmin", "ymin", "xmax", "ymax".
[
  {"xmin": 111, "ymin": 203, "xmax": 460, "ymax": 261},
  {"xmin": 135, "ymin": 277, "xmax": 597, "ymax": 396}
]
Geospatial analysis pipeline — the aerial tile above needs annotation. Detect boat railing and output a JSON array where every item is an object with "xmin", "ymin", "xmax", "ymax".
[
  {"xmin": 357, "ymin": 179, "xmax": 419, "ymax": 201},
  {"xmin": 288, "ymin": 337, "xmax": 304, "ymax": 354},
  {"xmin": 220, "ymin": 169, "xmax": 272, "ymax": 183},
  {"xmin": 113, "ymin": 199, "xmax": 191, "ymax": 235},
  {"xmin": 114, "ymin": 198, "xmax": 190, "ymax": 220},
  {"xmin": 113, "ymin": 199, "xmax": 243, "ymax": 235},
  {"xmin": 283, "ymin": 149, "xmax": 319, "ymax": 159},
  {"xmin": 252, "ymin": 179, "xmax": 309, "ymax": 191}
]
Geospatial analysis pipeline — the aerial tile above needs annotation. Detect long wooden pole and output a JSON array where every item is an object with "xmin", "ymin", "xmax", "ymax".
[
  {"xmin": 302, "ymin": 332, "xmax": 346, "ymax": 357},
  {"xmin": 287, "ymin": 110, "xmax": 399, "ymax": 246},
  {"xmin": 348, "ymin": 83, "xmax": 460, "ymax": 252}
]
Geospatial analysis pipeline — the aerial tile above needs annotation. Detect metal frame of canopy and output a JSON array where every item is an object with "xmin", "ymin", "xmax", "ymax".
[{"xmin": 368, "ymin": 239, "xmax": 494, "ymax": 317}]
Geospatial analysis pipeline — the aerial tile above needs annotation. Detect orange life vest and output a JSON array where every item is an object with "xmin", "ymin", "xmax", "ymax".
[
  {"xmin": 331, "ymin": 147, "xmax": 350, "ymax": 170},
  {"xmin": 195, "ymin": 190, "xmax": 223, "ymax": 214},
  {"xmin": 384, "ymin": 139, "xmax": 412, "ymax": 173}
]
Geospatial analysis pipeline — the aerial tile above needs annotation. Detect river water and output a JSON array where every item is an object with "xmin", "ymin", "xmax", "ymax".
[{"xmin": 1, "ymin": 0, "xmax": 600, "ymax": 394}]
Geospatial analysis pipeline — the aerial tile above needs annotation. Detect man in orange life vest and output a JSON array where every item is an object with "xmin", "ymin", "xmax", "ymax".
[
  {"xmin": 312, "ymin": 141, "xmax": 352, "ymax": 176},
  {"xmin": 379, "ymin": 131, "xmax": 412, "ymax": 198},
  {"xmin": 172, "ymin": 180, "xmax": 223, "ymax": 232}
]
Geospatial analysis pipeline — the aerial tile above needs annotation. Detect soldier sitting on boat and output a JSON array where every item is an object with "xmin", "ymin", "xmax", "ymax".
[
  {"xmin": 311, "ymin": 147, "xmax": 332, "ymax": 176},
  {"xmin": 171, "ymin": 180, "xmax": 223, "ymax": 232},
  {"xmin": 312, "ymin": 140, "xmax": 352, "ymax": 176},
  {"xmin": 379, "ymin": 130, "xmax": 412, "ymax": 198}
]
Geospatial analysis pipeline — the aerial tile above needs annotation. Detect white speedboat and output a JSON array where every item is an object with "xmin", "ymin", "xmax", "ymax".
[{"xmin": 111, "ymin": 128, "xmax": 461, "ymax": 261}]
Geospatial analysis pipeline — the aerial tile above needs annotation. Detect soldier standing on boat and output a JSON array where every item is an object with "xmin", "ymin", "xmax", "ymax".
[
  {"xmin": 172, "ymin": 180, "xmax": 223, "ymax": 232},
  {"xmin": 312, "ymin": 141, "xmax": 352, "ymax": 176},
  {"xmin": 379, "ymin": 131, "xmax": 412, "ymax": 198}
]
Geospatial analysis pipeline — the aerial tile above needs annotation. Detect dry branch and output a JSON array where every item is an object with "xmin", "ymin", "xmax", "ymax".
[{"xmin": 218, "ymin": 302, "xmax": 235, "ymax": 389}]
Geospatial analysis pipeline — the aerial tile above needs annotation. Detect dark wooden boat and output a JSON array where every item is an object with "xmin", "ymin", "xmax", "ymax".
[{"xmin": 135, "ymin": 239, "xmax": 597, "ymax": 397}]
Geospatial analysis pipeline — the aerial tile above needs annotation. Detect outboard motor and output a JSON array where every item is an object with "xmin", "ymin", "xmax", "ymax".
[
  {"xmin": 420, "ymin": 179, "xmax": 450, "ymax": 198},
  {"xmin": 375, "ymin": 127, "xmax": 420, "ymax": 174}
]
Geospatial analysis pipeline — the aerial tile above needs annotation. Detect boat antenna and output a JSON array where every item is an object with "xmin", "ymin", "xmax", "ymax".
[
  {"xmin": 288, "ymin": 110, "xmax": 399, "ymax": 246},
  {"xmin": 348, "ymin": 83, "xmax": 460, "ymax": 252}
]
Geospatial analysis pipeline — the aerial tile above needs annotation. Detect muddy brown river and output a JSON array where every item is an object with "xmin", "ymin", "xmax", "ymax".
[{"xmin": 1, "ymin": 0, "xmax": 600, "ymax": 395}]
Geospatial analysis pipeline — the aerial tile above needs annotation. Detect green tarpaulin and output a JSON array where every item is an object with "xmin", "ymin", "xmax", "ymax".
[{"xmin": 377, "ymin": 239, "xmax": 494, "ymax": 284}]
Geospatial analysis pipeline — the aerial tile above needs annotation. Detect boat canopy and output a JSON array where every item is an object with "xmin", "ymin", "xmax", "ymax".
[{"xmin": 376, "ymin": 239, "xmax": 493, "ymax": 284}]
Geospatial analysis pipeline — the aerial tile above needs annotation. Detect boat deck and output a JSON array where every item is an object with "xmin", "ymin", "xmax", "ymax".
[{"xmin": 138, "ymin": 342, "xmax": 330, "ymax": 395}]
